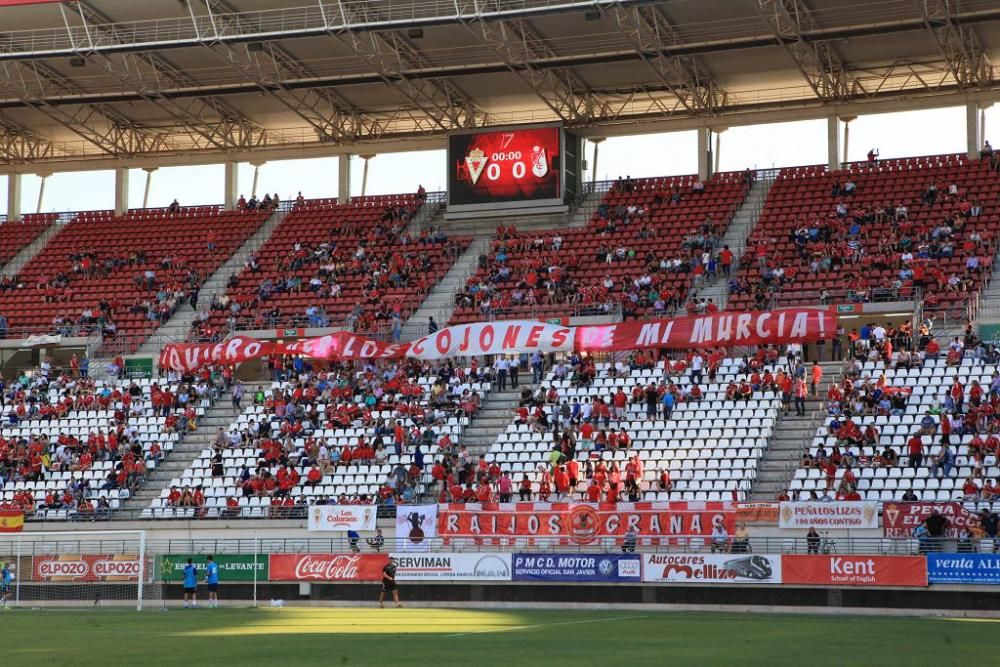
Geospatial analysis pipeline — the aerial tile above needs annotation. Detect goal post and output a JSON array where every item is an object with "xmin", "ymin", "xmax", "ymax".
[{"xmin": 0, "ymin": 530, "xmax": 158, "ymax": 611}]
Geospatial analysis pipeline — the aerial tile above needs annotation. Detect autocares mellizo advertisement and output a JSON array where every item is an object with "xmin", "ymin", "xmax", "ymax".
[{"xmin": 642, "ymin": 554, "xmax": 782, "ymax": 584}]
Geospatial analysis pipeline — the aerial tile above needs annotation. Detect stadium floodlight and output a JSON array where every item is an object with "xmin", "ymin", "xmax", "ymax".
[{"xmin": 0, "ymin": 530, "xmax": 156, "ymax": 611}]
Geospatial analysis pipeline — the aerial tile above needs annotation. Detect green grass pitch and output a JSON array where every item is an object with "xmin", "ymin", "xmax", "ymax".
[{"xmin": 0, "ymin": 606, "xmax": 990, "ymax": 666}]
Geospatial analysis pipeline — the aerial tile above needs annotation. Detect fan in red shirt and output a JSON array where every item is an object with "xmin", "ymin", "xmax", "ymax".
[
  {"xmin": 475, "ymin": 481, "xmax": 492, "ymax": 503},
  {"xmin": 553, "ymin": 466, "xmax": 571, "ymax": 499}
]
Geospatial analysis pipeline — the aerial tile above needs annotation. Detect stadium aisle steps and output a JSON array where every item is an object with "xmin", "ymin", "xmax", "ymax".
[
  {"xmin": 459, "ymin": 387, "xmax": 532, "ymax": 453},
  {"xmin": 131, "ymin": 209, "xmax": 288, "ymax": 359},
  {"xmin": 750, "ymin": 361, "xmax": 843, "ymax": 500},
  {"xmin": 686, "ymin": 178, "xmax": 774, "ymax": 312},
  {"xmin": 123, "ymin": 384, "xmax": 243, "ymax": 510},
  {"xmin": 0, "ymin": 219, "xmax": 61, "ymax": 278},
  {"xmin": 402, "ymin": 236, "xmax": 492, "ymax": 339}
]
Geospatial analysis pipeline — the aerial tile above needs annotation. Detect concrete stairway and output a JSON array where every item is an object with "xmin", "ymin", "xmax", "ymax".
[
  {"xmin": 1, "ymin": 222, "xmax": 62, "ymax": 277},
  {"xmin": 683, "ymin": 178, "xmax": 773, "ymax": 312},
  {"xmin": 132, "ymin": 209, "xmax": 287, "ymax": 358},
  {"xmin": 124, "ymin": 388, "xmax": 242, "ymax": 511},
  {"xmin": 459, "ymin": 385, "xmax": 526, "ymax": 454},
  {"xmin": 750, "ymin": 361, "xmax": 843, "ymax": 501},
  {"xmin": 406, "ymin": 197, "xmax": 446, "ymax": 236},
  {"xmin": 565, "ymin": 187, "xmax": 606, "ymax": 228},
  {"xmin": 402, "ymin": 236, "xmax": 491, "ymax": 339}
]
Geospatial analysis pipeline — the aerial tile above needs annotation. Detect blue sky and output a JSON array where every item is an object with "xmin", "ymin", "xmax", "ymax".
[{"xmin": 2, "ymin": 104, "xmax": 998, "ymax": 214}]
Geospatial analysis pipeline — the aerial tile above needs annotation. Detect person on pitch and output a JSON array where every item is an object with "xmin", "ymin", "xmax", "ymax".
[
  {"xmin": 379, "ymin": 556, "xmax": 402, "ymax": 608},
  {"xmin": 205, "ymin": 555, "xmax": 220, "ymax": 608},
  {"xmin": 183, "ymin": 558, "xmax": 198, "ymax": 608},
  {"xmin": 0, "ymin": 561, "xmax": 13, "ymax": 609}
]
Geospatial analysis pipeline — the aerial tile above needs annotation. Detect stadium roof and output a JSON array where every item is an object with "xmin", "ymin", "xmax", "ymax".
[{"xmin": 1, "ymin": 0, "xmax": 999, "ymax": 169}]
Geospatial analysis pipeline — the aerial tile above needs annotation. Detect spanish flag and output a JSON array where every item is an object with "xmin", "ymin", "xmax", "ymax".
[{"xmin": 0, "ymin": 510, "xmax": 24, "ymax": 533}]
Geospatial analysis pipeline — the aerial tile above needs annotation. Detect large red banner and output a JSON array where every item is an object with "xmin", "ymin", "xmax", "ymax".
[
  {"xmin": 32, "ymin": 554, "xmax": 145, "ymax": 582},
  {"xmin": 781, "ymin": 555, "xmax": 927, "ymax": 587},
  {"xmin": 161, "ymin": 308, "xmax": 834, "ymax": 371},
  {"xmin": 437, "ymin": 501, "xmax": 734, "ymax": 545},
  {"xmin": 882, "ymin": 502, "xmax": 984, "ymax": 539},
  {"xmin": 268, "ymin": 553, "xmax": 388, "ymax": 581}
]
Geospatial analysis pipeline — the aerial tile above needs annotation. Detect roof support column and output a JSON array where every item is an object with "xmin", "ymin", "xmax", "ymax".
[
  {"xmin": 6, "ymin": 174, "xmax": 21, "ymax": 222},
  {"xmin": 359, "ymin": 154, "xmax": 375, "ymax": 198},
  {"xmin": 36, "ymin": 172, "xmax": 51, "ymax": 214},
  {"xmin": 697, "ymin": 127, "xmax": 713, "ymax": 182},
  {"xmin": 142, "ymin": 167, "xmax": 157, "ymax": 209},
  {"xmin": 338, "ymin": 154, "xmax": 352, "ymax": 204},
  {"xmin": 224, "ymin": 160, "xmax": 238, "ymax": 211},
  {"xmin": 713, "ymin": 128, "xmax": 726, "ymax": 174},
  {"xmin": 826, "ymin": 116, "xmax": 841, "ymax": 171},
  {"xmin": 114, "ymin": 167, "xmax": 129, "ymax": 216},
  {"xmin": 590, "ymin": 137, "xmax": 605, "ymax": 190},
  {"xmin": 967, "ymin": 101, "xmax": 983, "ymax": 160}
]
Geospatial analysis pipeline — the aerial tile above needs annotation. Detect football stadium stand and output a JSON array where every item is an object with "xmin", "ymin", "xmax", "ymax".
[
  {"xmin": 0, "ymin": 207, "xmax": 270, "ymax": 349},
  {"xmin": 0, "ymin": 373, "xmax": 213, "ymax": 519},
  {"xmin": 789, "ymin": 347, "xmax": 1000, "ymax": 505},
  {"xmin": 0, "ymin": 214, "xmax": 57, "ymax": 268},
  {"xmin": 481, "ymin": 353, "xmax": 778, "ymax": 503},
  {"xmin": 449, "ymin": 172, "xmax": 751, "ymax": 324},
  {"xmin": 143, "ymin": 362, "xmax": 489, "ymax": 519},
  {"xmin": 196, "ymin": 195, "xmax": 470, "ymax": 340},
  {"xmin": 732, "ymin": 154, "xmax": 1000, "ymax": 318}
]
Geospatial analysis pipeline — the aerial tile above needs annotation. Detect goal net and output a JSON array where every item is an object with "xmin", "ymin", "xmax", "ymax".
[{"xmin": 0, "ymin": 530, "xmax": 159, "ymax": 610}]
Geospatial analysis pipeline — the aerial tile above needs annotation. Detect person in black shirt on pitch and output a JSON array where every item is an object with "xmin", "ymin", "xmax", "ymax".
[{"xmin": 379, "ymin": 557, "xmax": 402, "ymax": 608}]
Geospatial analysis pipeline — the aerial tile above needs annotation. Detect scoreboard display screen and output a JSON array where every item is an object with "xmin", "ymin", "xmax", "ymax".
[{"xmin": 448, "ymin": 127, "xmax": 561, "ymax": 206}]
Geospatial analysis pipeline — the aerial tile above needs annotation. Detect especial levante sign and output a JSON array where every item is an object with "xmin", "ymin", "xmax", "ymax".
[{"xmin": 161, "ymin": 308, "xmax": 835, "ymax": 371}]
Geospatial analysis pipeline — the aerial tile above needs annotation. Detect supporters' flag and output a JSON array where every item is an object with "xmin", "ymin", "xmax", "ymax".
[
  {"xmin": 395, "ymin": 505, "xmax": 438, "ymax": 552},
  {"xmin": 160, "ymin": 307, "xmax": 836, "ymax": 371},
  {"xmin": 0, "ymin": 510, "xmax": 24, "ymax": 533}
]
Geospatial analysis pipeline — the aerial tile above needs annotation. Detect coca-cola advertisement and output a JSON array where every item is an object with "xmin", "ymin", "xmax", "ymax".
[
  {"xmin": 32, "ymin": 554, "xmax": 146, "ymax": 582},
  {"xmin": 268, "ymin": 554, "xmax": 389, "ymax": 581},
  {"xmin": 881, "ymin": 502, "xmax": 984, "ymax": 539}
]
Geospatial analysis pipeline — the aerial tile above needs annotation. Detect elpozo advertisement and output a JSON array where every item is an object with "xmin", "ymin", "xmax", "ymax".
[
  {"xmin": 643, "ymin": 554, "xmax": 781, "ymax": 584},
  {"xmin": 927, "ymin": 554, "xmax": 1000, "ymax": 584},
  {"xmin": 32, "ymin": 554, "xmax": 147, "ymax": 582},
  {"xmin": 390, "ymin": 553, "xmax": 511, "ymax": 581},
  {"xmin": 158, "ymin": 554, "xmax": 268, "ymax": 582},
  {"xmin": 512, "ymin": 553, "xmax": 642, "ymax": 582},
  {"xmin": 307, "ymin": 504, "xmax": 377, "ymax": 532},
  {"xmin": 779, "ymin": 501, "xmax": 879, "ymax": 529}
]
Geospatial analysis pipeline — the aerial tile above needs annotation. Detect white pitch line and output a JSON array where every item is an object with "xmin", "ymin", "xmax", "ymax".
[{"xmin": 444, "ymin": 615, "xmax": 649, "ymax": 638}]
